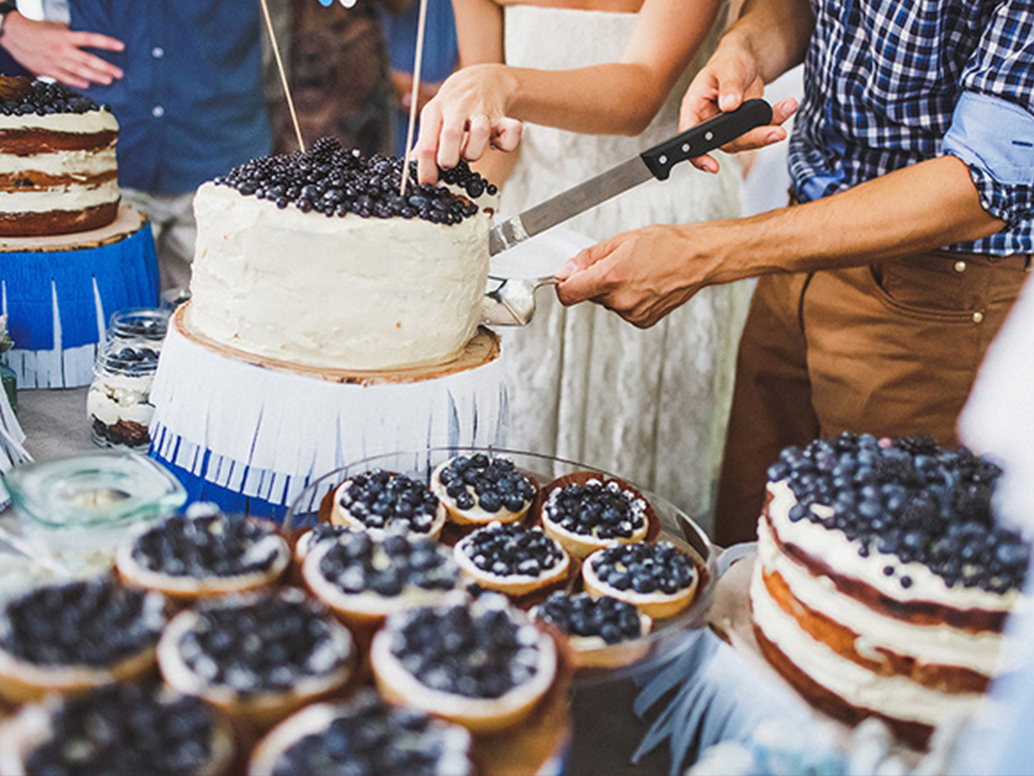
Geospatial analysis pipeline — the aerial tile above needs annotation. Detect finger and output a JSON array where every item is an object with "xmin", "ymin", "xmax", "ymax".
[
  {"xmin": 688, "ymin": 153, "xmax": 720, "ymax": 174},
  {"xmin": 67, "ymin": 31, "xmax": 125, "ymax": 51},
  {"xmin": 554, "ymin": 243, "xmax": 603, "ymax": 281},
  {"xmin": 414, "ymin": 108, "xmax": 444, "ymax": 184},
  {"xmin": 490, "ymin": 118, "xmax": 522, "ymax": 152},
  {"xmin": 73, "ymin": 53, "xmax": 124, "ymax": 82},
  {"xmin": 435, "ymin": 111, "xmax": 468, "ymax": 172},
  {"xmin": 771, "ymin": 97, "xmax": 799, "ymax": 126},
  {"xmin": 555, "ymin": 246, "xmax": 612, "ymax": 305},
  {"xmin": 462, "ymin": 113, "xmax": 493, "ymax": 161}
]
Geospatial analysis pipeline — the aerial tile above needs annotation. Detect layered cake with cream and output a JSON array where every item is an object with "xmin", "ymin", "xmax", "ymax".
[
  {"xmin": 0, "ymin": 77, "xmax": 119, "ymax": 236},
  {"xmin": 187, "ymin": 138, "xmax": 494, "ymax": 371},
  {"xmin": 750, "ymin": 432, "xmax": 1029, "ymax": 748}
]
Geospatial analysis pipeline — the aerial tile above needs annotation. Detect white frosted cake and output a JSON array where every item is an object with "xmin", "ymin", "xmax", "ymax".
[
  {"xmin": 0, "ymin": 77, "xmax": 119, "ymax": 237},
  {"xmin": 187, "ymin": 138, "xmax": 494, "ymax": 372}
]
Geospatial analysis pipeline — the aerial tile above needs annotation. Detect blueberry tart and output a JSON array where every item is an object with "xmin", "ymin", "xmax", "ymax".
[
  {"xmin": 582, "ymin": 541, "xmax": 698, "ymax": 619},
  {"xmin": 294, "ymin": 523, "xmax": 356, "ymax": 563},
  {"xmin": 431, "ymin": 454, "xmax": 538, "ymax": 526},
  {"xmin": 0, "ymin": 681, "xmax": 235, "ymax": 776},
  {"xmin": 158, "ymin": 587, "xmax": 355, "ymax": 729},
  {"xmin": 370, "ymin": 593, "xmax": 557, "ymax": 733},
  {"xmin": 248, "ymin": 689, "xmax": 473, "ymax": 776},
  {"xmin": 301, "ymin": 527, "xmax": 462, "ymax": 627},
  {"xmin": 0, "ymin": 576, "xmax": 166, "ymax": 705},
  {"xmin": 533, "ymin": 591, "xmax": 651, "ymax": 668},
  {"xmin": 540, "ymin": 473, "xmax": 652, "ymax": 558},
  {"xmin": 117, "ymin": 510, "xmax": 290, "ymax": 599},
  {"xmin": 330, "ymin": 469, "xmax": 446, "ymax": 539},
  {"xmin": 453, "ymin": 521, "xmax": 569, "ymax": 598}
]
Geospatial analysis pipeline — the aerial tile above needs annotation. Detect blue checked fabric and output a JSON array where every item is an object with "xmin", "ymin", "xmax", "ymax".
[{"xmin": 788, "ymin": 0, "xmax": 1034, "ymax": 255}]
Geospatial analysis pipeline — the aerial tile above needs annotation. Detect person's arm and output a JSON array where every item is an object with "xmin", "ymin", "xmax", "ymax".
[
  {"xmin": 0, "ymin": 11, "xmax": 123, "ymax": 88},
  {"xmin": 415, "ymin": 0, "xmax": 727, "ymax": 183},
  {"xmin": 555, "ymin": 155, "xmax": 1004, "ymax": 327}
]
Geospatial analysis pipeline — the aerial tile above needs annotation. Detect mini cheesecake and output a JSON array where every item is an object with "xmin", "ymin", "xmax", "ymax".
[
  {"xmin": 453, "ymin": 521, "xmax": 569, "ymax": 598},
  {"xmin": 0, "ymin": 576, "xmax": 166, "ymax": 705},
  {"xmin": 533, "ymin": 591, "xmax": 652, "ymax": 669},
  {"xmin": 582, "ymin": 541, "xmax": 698, "ymax": 619},
  {"xmin": 540, "ymin": 473, "xmax": 652, "ymax": 558},
  {"xmin": 0, "ymin": 681, "xmax": 235, "ymax": 776},
  {"xmin": 116, "ymin": 511, "xmax": 290, "ymax": 599},
  {"xmin": 301, "ymin": 527, "xmax": 462, "ymax": 627},
  {"xmin": 248, "ymin": 690, "xmax": 473, "ymax": 776},
  {"xmin": 370, "ymin": 593, "xmax": 557, "ymax": 733},
  {"xmin": 158, "ymin": 588, "xmax": 355, "ymax": 729},
  {"xmin": 431, "ymin": 453, "xmax": 538, "ymax": 526},
  {"xmin": 330, "ymin": 469, "xmax": 446, "ymax": 540}
]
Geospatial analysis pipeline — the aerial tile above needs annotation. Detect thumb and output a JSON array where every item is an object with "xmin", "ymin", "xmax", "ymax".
[{"xmin": 555, "ymin": 245, "xmax": 609, "ymax": 305}]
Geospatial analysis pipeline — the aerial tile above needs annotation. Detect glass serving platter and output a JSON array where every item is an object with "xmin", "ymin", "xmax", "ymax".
[{"xmin": 284, "ymin": 447, "xmax": 718, "ymax": 685}]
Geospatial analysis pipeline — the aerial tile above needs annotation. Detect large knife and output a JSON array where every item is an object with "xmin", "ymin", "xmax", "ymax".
[{"xmin": 488, "ymin": 98, "xmax": 773, "ymax": 256}]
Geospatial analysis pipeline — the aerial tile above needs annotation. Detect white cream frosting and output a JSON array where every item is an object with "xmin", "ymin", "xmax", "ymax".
[
  {"xmin": 86, "ymin": 373, "xmax": 154, "ymax": 426},
  {"xmin": 0, "ymin": 109, "xmax": 118, "ymax": 134},
  {"xmin": 188, "ymin": 182, "xmax": 491, "ymax": 371},
  {"xmin": 749, "ymin": 564, "xmax": 983, "ymax": 726},
  {"xmin": 0, "ymin": 146, "xmax": 116, "ymax": 177},
  {"xmin": 0, "ymin": 178, "xmax": 118, "ymax": 212}
]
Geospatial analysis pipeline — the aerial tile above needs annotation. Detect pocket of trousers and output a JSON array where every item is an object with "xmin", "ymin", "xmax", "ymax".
[{"xmin": 867, "ymin": 255, "xmax": 976, "ymax": 322}]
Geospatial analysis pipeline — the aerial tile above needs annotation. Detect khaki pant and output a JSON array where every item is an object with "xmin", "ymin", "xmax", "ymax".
[
  {"xmin": 121, "ymin": 188, "xmax": 197, "ymax": 294},
  {"xmin": 713, "ymin": 249, "xmax": 1031, "ymax": 546}
]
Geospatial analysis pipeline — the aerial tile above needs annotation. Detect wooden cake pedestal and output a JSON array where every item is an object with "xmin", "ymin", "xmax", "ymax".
[
  {"xmin": 0, "ymin": 204, "xmax": 160, "ymax": 388},
  {"xmin": 148, "ymin": 303, "xmax": 506, "ymax": 519}
]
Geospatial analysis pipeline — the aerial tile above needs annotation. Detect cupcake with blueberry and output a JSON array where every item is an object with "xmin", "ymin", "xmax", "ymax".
[
  {"xmin": 540, "ymin": 473, "xmax": 653, "ymax": 558},
  {"xmin": 370, "ymin": 593, "xmax": 557, "ymax": 733},
  {"xmin": 0, "ymin": 576, "xmax": 167, "ymax": 705},
  {"xmin": 431, "ymin": 453, "xmax": 539, "ymax": 527},
  {"xmin": 301, "ymin": 526, "xmax": 462, "ymax": 627},
  {"xmin": 116, "ymin": 508, "xmax": 290, "ymax": 599},
  {"xmin": 330, "ymin": 469, "xmax": 445, "ymax": 540},
  {"xmin": 453, "ymin": 521, "xmax": 570, "ymax": 599},
  {"xmin": 533, "ymin": 591, "xmax": 651, "ymax": 669},
  {"xmin": 248, "ymin": 690, "xmax": 473, "ymax": 776},
  {"xmin": 158, "ymin": 588, "xmax": 355, "ymax": 730},
  {"xmin": 582, "ymin": 541, "xmax": 699, "ymax": 619},
  {"xmin": 0, "ymin": 681, "xmax": 235, "ymax": 776}
]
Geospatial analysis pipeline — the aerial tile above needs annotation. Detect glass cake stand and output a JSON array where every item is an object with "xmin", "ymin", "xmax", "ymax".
[{"xmin": 284, "ymin": 447, "xmax": 719, "ymax": 684}]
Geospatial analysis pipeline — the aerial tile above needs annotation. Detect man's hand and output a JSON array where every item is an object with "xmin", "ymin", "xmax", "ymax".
[
  {"xmin": 1, "ymin": 14, "xmax": 123, "ymax": 89},
  {"xmin": 414, "ymin": 64, "xmax": 522, "ymax": 185}
]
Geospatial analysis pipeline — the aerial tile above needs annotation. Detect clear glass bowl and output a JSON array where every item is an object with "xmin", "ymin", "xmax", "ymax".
[
  {"xmin": 2, "ymin": 451, "xmax": 187, "ymax": 555},
  {"xmin": 284, "ymin": 446, "xmax": 718, "ymax": 684}
]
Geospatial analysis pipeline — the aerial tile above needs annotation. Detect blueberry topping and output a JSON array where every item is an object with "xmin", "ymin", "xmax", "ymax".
[
  {"xmin": 316, "ymin": 528, "xmax": 459, "ymax": 596},
  {"xmin": 536, "ymin": 592, "xmax": 642, "ymax": 645},
  {"xmin": 772, "ymin": 433, "xmax": 1029, "ymax": 593},
  {"xmin": 339, "ymin": 470, "xmax": 440, "ymax": 534},
  {"xmin": 214, "ymin": 137, "xmax": 495, "ymax": 224},
  {"xmin": 457, "ymin": 522, "xmax": 565, "ymax": 578},
  {"xmin": 438, "ymin": 455, "xmax": 536, "ymax": 515},
  {"xmin": 22, "ymin": 682, "xmax": 220, "ymax": 776},
  {"xmin": 388, "ymin": 596, "xmax": 542, "ymax": 699},
  {"xmin": 270, "ymin": 690, "xmax": 470, "ymax": 776},
  {"xmin": 0, "ymin": 77, "xmax": 105, "ymax": 115},
  {"xmin": 0, "ymin": 577, "xmax": 165, "ymax": 668},
  {"xmin": 176, "ymin": 590, "xmax": 348, "ymax": 693},
  {"xmin": 590, "ymin": 542, "xmax": 696, "ymax": 596},
  {"xmin": 544, "ymin": 477, "xmax": 647, "ymax": 538},
  {"xmin": 130, "ymin": 513, "xmax": 284, "ymax": 578}
]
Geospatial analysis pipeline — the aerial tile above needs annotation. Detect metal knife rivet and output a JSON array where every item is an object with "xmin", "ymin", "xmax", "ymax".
[
  {"xmin": 682, "ymin": 143, "xmax": 691, "ymax": 153},
  {"xmin": 705, "ymin": 131, "xmax": 714, "ymax": 141},
  {"xmin": 658, "ymin": 154, "xmax": 668, "ymax": 165}
]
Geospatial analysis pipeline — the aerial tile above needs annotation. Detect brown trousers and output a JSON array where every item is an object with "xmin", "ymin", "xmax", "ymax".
[{"xmin": 713, "ymin": 249, "xmax": 1031, "ymax": 547}]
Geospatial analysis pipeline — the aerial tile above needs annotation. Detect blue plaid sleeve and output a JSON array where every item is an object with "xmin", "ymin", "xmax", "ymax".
[{"xmin": 943, "ymin": 3, "xmax": 1034, "ymax": 228}]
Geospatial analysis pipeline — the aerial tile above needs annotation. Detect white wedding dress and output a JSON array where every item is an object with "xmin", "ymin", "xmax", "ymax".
[{"xmin": 497, "ymin": 4, "xmax": 752, "ymax": 530}]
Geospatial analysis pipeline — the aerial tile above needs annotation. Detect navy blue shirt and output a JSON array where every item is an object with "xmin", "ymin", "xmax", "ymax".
[{"xmin": 69, "ymin": 1, "xmax": 272, "ymax": 194}]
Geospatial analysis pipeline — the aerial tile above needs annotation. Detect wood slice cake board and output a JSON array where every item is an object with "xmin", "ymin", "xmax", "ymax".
[
  {"xmin": 173, "ymin": 301, "xmax": 500, "ymax": 386},
  {"xmin": 0, "ymin": 203, "xmax": 146, "ymax": 253}
]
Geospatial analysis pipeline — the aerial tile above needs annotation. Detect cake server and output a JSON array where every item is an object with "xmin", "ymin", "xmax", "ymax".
[{"xmin": 488, "ymin": 98, "xmax": 773, "ymax": 256}]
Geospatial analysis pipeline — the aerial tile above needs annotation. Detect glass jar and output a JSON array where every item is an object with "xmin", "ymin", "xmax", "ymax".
[
  {"xmin": 87, "ymin": 339, "xmax": 161, "ymax": 451},
  {"xmin": 106, "ymin": 307, "xmax": 170, "ymax": 347}
]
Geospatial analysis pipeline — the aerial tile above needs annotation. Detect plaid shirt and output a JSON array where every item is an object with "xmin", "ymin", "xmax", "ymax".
[{"xmin": 788, "ymin": 0, "xmax": 1034, "ymax": 255}]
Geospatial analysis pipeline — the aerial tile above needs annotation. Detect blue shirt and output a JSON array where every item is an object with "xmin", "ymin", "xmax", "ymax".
[
  {"xmin": 789, "ymin": 0, "xmax": 1034, "ymax": 256},
  {"xmin": 68, "ymin": 2, "xmax": 272, "ymax": 194}
]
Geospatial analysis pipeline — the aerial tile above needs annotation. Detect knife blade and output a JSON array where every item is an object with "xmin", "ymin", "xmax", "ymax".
[{"xmin": 488, "ymin": 98, "xmax": 773, "ymax": 256}]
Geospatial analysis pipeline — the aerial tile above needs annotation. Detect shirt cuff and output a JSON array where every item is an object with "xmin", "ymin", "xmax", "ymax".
[{"xmin": 943, "ymin": 91, "xmax": 1034, "ymax": 224}]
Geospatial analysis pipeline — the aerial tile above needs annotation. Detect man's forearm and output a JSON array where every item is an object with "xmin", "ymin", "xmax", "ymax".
[
  {"xmin": 724, "ymin": 0, "xmax": 815, "ymax": 84},
  {"xmin": 703, "ymin": 155, "xmax": 1006, "ymax": 285}
]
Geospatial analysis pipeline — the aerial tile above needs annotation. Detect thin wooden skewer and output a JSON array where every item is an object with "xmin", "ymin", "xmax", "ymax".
[
  {"xmin": 399, "ymin": 0, "xmax": 430, "ymax": 195},
  {"xmin": 260, "ymin": 0, "xmax": 305, "ymax": 153}
]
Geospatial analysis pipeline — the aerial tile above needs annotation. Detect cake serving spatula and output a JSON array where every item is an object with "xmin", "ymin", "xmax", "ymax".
[{"xmin": 488, "ymin": 98, "xmax": 773, "ymax": 256}]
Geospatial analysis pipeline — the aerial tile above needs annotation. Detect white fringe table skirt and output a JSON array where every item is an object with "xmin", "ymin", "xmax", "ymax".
[{"xmin": 148, "ymin": 319, "xmax": 507, "ymax": 520}]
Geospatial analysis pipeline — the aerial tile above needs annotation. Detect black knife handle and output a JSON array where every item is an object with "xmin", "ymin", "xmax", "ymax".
[{"xmin": 640, "ymin": 98, "xmax": 774, "ymax": 180}]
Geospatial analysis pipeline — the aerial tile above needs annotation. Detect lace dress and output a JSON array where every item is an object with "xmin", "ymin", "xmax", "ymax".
[{"xmin": 497, "ymin": 4, "xmax": 752, "ymax": 529}]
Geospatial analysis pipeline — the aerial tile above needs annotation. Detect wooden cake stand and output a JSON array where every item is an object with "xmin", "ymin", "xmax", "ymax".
[
  {"xmin": 0, "ymin": 204, "xmax": 160, "ymax": 388},
  {"xmin": 149, "ymin": 302, "xmax": 506, "ymax": 519}
]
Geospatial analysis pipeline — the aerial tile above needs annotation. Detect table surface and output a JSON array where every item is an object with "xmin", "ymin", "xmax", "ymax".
[{"xmin": 16, "ymin": 386, "xmax": 93, "ymax": 460}]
